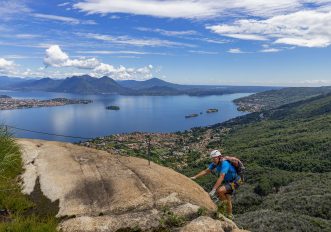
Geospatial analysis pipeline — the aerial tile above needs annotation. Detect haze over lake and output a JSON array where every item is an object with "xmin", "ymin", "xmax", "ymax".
[{"xmin": 0, "ymin": 91, "xmax": 250, "ymax": 142}]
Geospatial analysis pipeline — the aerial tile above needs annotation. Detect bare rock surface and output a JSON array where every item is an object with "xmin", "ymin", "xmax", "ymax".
[
  {"xmin": 180, "ymin": 216, "xmax": 249, "ymax": 232},
  {"xmin": 180, "ymin": 216, "xmax": 225, "ymax": 232},
  {"xmin": 17, "ymin": 139, "xmax": 247, "ymax": 232}
]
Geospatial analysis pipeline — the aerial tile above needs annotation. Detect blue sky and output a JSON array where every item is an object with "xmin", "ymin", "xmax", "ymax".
[{"xmin": 0, "ymin": 0, "xmax": 330, "ymax": 86}]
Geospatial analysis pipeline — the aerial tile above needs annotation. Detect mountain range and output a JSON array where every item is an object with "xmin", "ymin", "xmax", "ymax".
[{"xmin": 0, "ymin": 75, "xmax": 281, "ymax": 95}]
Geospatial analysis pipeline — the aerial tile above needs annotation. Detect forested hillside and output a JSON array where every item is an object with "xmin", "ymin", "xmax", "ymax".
[
  {"xmin": 234, "ymin": 86, "xmax": 331, "ymax": 112},
  {"xmin": 81, "ymin": 92, "xmax": 331, "ymax": 231},
  {"xmin": 213, "ymin": 93, "xmax": 331, "ymax": 231}
]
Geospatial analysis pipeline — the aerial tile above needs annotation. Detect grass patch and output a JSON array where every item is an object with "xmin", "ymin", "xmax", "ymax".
[{"xmin": 0, "ymin": 125, "xmax": 58, "ymax": 231}]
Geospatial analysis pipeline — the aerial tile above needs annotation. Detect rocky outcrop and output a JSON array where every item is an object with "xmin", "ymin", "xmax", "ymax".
[
  {"xmin": 17, "ymin": 139, "xmax": 247, "ymax": 232},
  {"xmin": 180, "ymin": 216, "xmax": 250, "ymax": 232}
]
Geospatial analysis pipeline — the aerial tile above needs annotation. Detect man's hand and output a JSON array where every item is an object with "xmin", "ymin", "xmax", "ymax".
[
  {"xmin": 209, "ymin": 189, "xmax": 216, "ymax": 197},
  {"xmin": 190, "ymin": 176, "xmax": 197, "ymax": 180}
]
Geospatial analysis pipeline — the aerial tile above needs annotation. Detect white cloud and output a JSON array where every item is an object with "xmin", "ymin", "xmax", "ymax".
[
  {"xmin": 207, "ymin": 10, "xmax": 331, "ymax": 47},
  {"xmin": 58, "ymin": 2, "xmax": 71, "ymax": 7},
  {"xmin": 189, "ymin": 50, "xmax": 219, "ymax": 55},
  {"xmin": 90, "ymin": 63, "xmax": 154, "ymax": 80},
  {"xmin": 0, "ymin": 58, "xmax": 16, "ymax": 73},
  {"xmin": 223, "ymin": 33, "xmax": 268, "ymax": 41},
  {"xmin": 0, "ymin": 0, "xmax": 31, "ymax": 20},
  {"xmin": 76, "ymin": 50, "xmax": 168, "ymax": 55},
  {"xmin": 43, "ymin": 45, "xmax": 155, "ymax": 80},
  {"xmin": 200, "ymin": 38, "xmax": 229, "ymax": 44},
  {"xmin": 15, "ymin": 34, "xmax": 41, "ymax": 39},
  {"xmin": 228, "ymin": 48, "xmax": 246, "ymax": 54},
  {"xmin": 110, "ymin": 15, "xmax": 121, "ymax": 19},
  {"xmin": 44, "ymin": 45, "xmax": 70, "ymax": 67},
  {"xmin": 3, "ymin": 55, "xmax": 41, "ymax": 59},
  {"xmin": 260, "ymin": 48, "xmax": 281, "ymax": 53},
  {"xmin": 274, "ymin": 37, "xmax": 330, "ymax": 47},
  {"xmin": 78, "ymin": 33, "xmax": 194, "ymax": 47},
  {"xmin": 136, "ymin": 27, "xmax": 198, "ymax": 36},
  {"xmin": 32, "ymin": 13, "xmax": 96, "ymax": 25},
  {"xmin": 44, "ymin": 45, "xmax": 100, "ymax": 69},
  {"xmin": 73, "ymin": 0, "xmax": 308, "ymax": 19}
]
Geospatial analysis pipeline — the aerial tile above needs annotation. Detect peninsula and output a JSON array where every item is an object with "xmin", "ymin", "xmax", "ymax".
[{"xmin": 0, "ymin": 97, "xmax": 92, "ymax": 110}]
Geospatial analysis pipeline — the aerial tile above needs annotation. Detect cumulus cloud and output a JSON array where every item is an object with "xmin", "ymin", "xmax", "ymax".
[
  {"xmin": 43, "ymin": 45, "xmax": 154, "ymax": 80},
  {"xmin": 207, "ymin": 10, "xmax": 331, "ymax": 47},
  {"xmin": 0, "ymin": 58, "xmax": 16, "ymax": 73},
  {"xmin": 44, "ymin": 45, "xmax": 100, "ymax": 69},
  {"xmin": 73, "ymin": 0, "xmax": 307, "ymax": 19},
  {"xmin": 90, "ymin": 63, "xmax": 154, "ymax": 80}
]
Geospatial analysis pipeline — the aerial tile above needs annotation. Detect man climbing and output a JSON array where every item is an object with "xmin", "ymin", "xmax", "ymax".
[{"xmin": 190, "ymin": 150, "xmax": 243, "ymax": 220}]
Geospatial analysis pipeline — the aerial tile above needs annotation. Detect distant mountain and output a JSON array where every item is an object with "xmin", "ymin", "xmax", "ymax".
[
  {"xmin": 1, "ymin": 75, "xmax": 281, "ymax": 95},
  {"xmin": 0, "ymin": 76, "xmax": 31, "ymax": 89},
  {"xmin": 51, "ymin": 75, "xmax": 130, "ymax": 94},
  {"xmin": 12, "ymin": 77, "xmax": 62, "ymax": 91},
  {"xmin": 4, "ymin": 75, "xmax": 131, "ymax": 94},
  {"xmin": 118, "ymin": 77, "xmax": 184, "ymax": 90},
  {"xmin": 118, "ymin": 78, "xmax": 281, "ymax": 96}
]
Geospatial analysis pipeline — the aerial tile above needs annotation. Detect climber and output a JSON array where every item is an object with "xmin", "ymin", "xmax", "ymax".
[{"xmin": 190, "ymin": 150, "xmax": 243, "ymax": 220}]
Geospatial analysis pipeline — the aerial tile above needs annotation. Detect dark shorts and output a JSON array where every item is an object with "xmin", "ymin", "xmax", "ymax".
[{"xmin": 224, "ymin": 177, "xmax": 243, "ymax": 194}]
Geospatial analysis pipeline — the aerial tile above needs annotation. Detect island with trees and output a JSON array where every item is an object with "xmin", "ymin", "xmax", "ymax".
[{"xmin": 106, "ymin": 105, "xmax": 120, "ymax": 110}]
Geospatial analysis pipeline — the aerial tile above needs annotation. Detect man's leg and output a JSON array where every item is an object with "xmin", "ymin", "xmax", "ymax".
[
  {"xmin": 217, "ymin": 185, "xmax": 233, "ymax": 218},
  {"xmin": 216, "ymin": 185, "xmax": 227, "ymax": 201},
  {"xmin": 216, "ymin": 186, "xmax": 231, "ymax": 215},
  {"xmin": 225, "ymin": 194, "xmax": 232, "ymax": 216}
]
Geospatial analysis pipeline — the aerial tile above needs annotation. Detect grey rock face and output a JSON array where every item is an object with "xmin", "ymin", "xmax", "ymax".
[{"xmin": 18, "ymin": 139, "xmax": 247, "ymax": 232}]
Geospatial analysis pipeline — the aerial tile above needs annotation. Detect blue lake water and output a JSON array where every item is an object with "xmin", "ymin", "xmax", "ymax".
[{"xmin": 0, "ymin": 90, "xmax": 251, "ymax": 142}]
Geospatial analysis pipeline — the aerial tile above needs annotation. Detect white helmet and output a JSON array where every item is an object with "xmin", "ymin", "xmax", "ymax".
[{"xmin": 210, "ymin": 150, "xmax": 222, "ymax": 158}]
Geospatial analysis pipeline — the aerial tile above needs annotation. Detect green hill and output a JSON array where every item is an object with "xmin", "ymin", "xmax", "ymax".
[
  {"xmin": 234, "ymin": 86, "xmax": 331, "ymax": 112},
  {"xmin": 214, "ymin": 94, "xmax": 331, "ymax": 231},
  {"xmin": 83, "ymin": 92, "xmax": 331, "ymax": 231}
]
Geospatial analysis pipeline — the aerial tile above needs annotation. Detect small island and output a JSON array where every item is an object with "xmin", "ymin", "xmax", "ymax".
[
  {"xmin": 185, "ymin": 113, "xmax": 199, "ymax": 118},
  {"xmin": 0, "ymin": 97, "xmax": 92, "ymax": 110},
  {"xmin": 106, "ymin": 105, "xmax": 120, "ymax": 110},
  {"xmin": 206, "ymin": 108, "xmax": 218, "ymax": 113}
]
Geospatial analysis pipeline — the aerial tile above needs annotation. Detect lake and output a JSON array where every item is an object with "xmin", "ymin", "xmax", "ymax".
[{"xmin": 0, "ymin": 90, "xmax": 251, "ymax": 142}]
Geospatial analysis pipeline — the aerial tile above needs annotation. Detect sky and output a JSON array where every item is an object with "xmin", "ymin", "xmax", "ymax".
[{"xmin": 0, "ymin": 0, "xmax": 331, "ymax": 86}]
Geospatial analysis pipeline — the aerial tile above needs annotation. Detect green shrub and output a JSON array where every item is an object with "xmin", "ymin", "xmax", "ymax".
[{"xmin": 160, "ymin": 207, "xmax": 185, "ymax": 228}]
